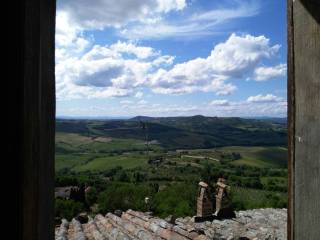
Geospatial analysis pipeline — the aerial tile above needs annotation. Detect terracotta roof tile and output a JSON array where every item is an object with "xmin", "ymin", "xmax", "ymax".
[{"xmin": 55, "ymin": 208, "xmax": 287, "ymax": 240}]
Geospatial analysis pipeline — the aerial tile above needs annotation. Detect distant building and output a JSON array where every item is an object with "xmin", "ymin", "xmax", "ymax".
[{"xmin": 55, "ymin": 186, "xmax": 85, "ymax": 202}]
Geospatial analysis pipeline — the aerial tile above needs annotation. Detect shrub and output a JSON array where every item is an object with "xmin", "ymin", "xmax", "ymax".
[
  {"xmin": 153, "ymin": 183, "xmax": 197, "ymax": 218},
  {"xmin": 55, "ymin": 199, "xmax": 85, "ymax": 220},
  {"xmin": 86, "ymin": 186, "xmax": 98, "ymax": 206},
  {"xmin": 97, "ymin": 182, "xmax": 155, "ymax": 213}
]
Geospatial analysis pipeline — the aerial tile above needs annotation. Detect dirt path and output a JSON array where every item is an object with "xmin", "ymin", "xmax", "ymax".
[{"xmin": 182, "ymin": 155, "xmax": 220, "ymax": 162}]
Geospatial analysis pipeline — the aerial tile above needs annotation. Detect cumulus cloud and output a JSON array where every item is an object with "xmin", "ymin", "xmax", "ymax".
[
  {"xmin": 147, "ymin": 33, "xmax": 280, "ymax": 95},
  {"xmin": 247, "ymin": 94, "xmax": 282, "ymax": 103},
  {"xmin": 254, "ymin": 63, "xmax": 287, "ymax": 81},
  {"xmin": 209, "ymin": 34, "xmax": 280, "ymax": 76},
  {"xmin": 55, "ymin": 0, "xmax": 184, "ymax": 66},
  {"xmin": 56, "ymin": 33, "xmax": 284, "ymax": 100},
  {"xmin": 57, "ymin": 0, "xmax": 186, "ymax": 30},
  {"xmin": 55, "ymin": 0, "xmax": 280, "ymax": 100},
  {"xmin": 56, "ymin": 41, "xmax": 168, "ymax": 99},
  {"xmin": 110, "ymin": 41, "xmax": 159, "ymax": 59},
  {"xmin": 55, "ymin": 0, "xmax": 287, "ymax": 118},
  {"xmin": 56, "ymin": 0, "xmax": 259, "ymax": 41},
  {"xmin": 55, "ymin": 11, "xmax": 93, "ymax": 63}
]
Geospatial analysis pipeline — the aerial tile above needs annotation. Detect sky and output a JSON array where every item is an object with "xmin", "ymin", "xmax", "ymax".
[{"xmin": 55, "ymin": 0, "xmax": 287, "ymax": 118}]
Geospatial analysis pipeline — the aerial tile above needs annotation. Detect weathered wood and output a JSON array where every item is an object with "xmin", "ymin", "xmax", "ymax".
[
  {"xmin": 287, "ymin": 1, "xmax": 295, "ymax": 239},
  {"xmin": 290, "ymin": 0, "xmax": 320, "ymax": 239},
  {"xmin": 19, "ymin": 0, "xmax": 56, "ymax": 239}
]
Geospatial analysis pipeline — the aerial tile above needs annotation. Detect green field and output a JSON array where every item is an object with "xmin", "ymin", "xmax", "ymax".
[
  {"xmin": 56, "ymin": 133, "xmax": 287, "ymax": 173},
  {"xmin": 73, "ymin": 154, "xmax": 149, "ymax": 172},
  {"xmin": 219, "ymin": 146, "xmax": 287, "ymax": 168},
  {"xmin": 231, "ymin": 187, "xmax": 287, "ymax": 209},
  {"xmin": 55, "ymin": 117, "xmax": 288, "ymax": 219}
]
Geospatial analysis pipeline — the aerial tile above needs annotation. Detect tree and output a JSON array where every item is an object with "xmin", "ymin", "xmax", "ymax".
[
  {"xmin": 86, "ymin": 186, "xmax": 98, "ymax": 206},
  {"xmin": 97, "ymin": 183, "xmax": 155, "ymax": 213},
  {"xmin": 201, "ymin": 161, "xmax": 213, "ymax": 183},
  {"xmin": 152, "ymin": 183, "xmax": 197, "ymax": 218},
  {"xmin": 55, "ymin": 199, "xmax": 85, "ymax": 221}
]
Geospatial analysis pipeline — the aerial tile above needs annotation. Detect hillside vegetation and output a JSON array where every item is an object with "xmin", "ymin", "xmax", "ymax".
[{"xmin": 55, "ymin": 116, "xmax": 288, "ymax": 220}]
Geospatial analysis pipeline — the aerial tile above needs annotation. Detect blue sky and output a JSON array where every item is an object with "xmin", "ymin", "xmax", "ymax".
[{"xmin": 55, "ymin": 0, "xmax": 287, "ymax": 118}]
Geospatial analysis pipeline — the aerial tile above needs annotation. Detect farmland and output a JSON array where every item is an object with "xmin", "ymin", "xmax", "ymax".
[{"xmin": 55, "ymin": 116, "xmax": 288, "ymax": 219}]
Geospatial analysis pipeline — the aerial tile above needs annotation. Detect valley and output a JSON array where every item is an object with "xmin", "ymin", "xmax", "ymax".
[{"xmin": 55, "ymin": 116, "xmax": 288, "ymax": 220}]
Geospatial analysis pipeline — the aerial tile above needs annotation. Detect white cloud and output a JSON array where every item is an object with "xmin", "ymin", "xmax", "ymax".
[
  {"xmin": 254, "ymin": 63, "xmax": 287, "ymax": 81},
  {"xmin": 55, "ymin": 0, "xmax": 185, "ymax": 66},
  {"xmin": 210, "ymin": 100, "xmax": 230, "ymax": 106},
  {"xmin": 189, "ymin": 2, "xmax": 258, "ymax": 22},
  {"xmin": 120, "ymin": 0, "xmax": 260, "ymax": 40},
  {"xmin": 56, "ymin": 0, "xmax": 260, "ymax": 42},
  {"xmin": 89, "ymin": 87, "xmax": 132, "ymax": 98},
  {"xmin": 54, "ymin": 0, "xmax": 277, "ymax": 100},
  {"xmin": 147, "ymin": 33, "xmax": 280, "ymax": 96},
  {"xmin": 152, "ymin": 55, "xmax": 175, "ymax": 66},
  {"xmin": 55, "ymin": 11, "xmax": 92, "ymax": 63},
  {"xmin": 57, "ymin": 96, "xmax": 287, "ymax": 117},
  {"xmin": 113, "ymin": 98, "xmax": 287, "ymax": 117},
  {"xmin": 110, "ymin": 41, "xmax": 159, "ymax": 59},
  {"xmin": 134, "ymin": 92, "xmax": 144, "ymax": 98},
  {"xmin": 157, "ymin": 0, "xmax": 186, "ymax": 13},
  {"xmin": 56, "ymin": 41, "xmax": 174, "ymax": 99},
  {"xmin": 55, "ymin": 11, "xmax": 79, "ymax": 47},
  {"xmin": 120, "ymin": 100, "xmax": 134, "ymax": 105},
  {"xmin": 124, "ymin": 103, "xmax": 199, "ymax": 116},
  {"xmin": 56, "ymin": 33, "xmax": 283, "ymax": 100},
  {"xmin": 247, "ymin": 94, "xmax": 282, "ymax": 103},
  {"xmin": 138, "ymin": 100, "xmax": 148, "ymax": 105},
  {"xmin": 57, "ymin": 0, "xmax": 186, "ymax": 30},
  {"xmin": 208, "ymin": 34, "xmax": 280, "ymax": 77}
]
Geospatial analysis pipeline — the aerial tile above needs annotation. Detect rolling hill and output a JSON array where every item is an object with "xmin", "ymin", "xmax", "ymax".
[{"xmin": 56, "ymin": 116, "xmax": 287, "ymax": 150}]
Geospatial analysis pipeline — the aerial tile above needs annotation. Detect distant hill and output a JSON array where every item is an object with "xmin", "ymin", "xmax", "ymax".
[
  {"xmin": 129, "ymin": 116, "xmax": 155, "ymax": 121},
  {"xmin": 56, "ymin": 116, "xmax": 287, "ymax": 149},
  {"xmin": 245, "ymin": 117, "xmax": 287, "ymax": 124}
]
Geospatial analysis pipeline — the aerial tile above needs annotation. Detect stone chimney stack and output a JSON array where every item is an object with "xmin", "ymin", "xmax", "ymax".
[
  {"xmin": 214, "ymin": 177, "xmax": 231, "ymax": 216},
  {"xmin": 196, "ymin": 181, "xmax": 213, "ymax": 217}
]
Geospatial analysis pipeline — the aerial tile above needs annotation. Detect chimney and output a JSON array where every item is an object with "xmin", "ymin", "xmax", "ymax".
[
  {"xmin": 214, "ymin": 177, "xmax": 235, "ymax": 219},
  {"xmin": 196, "ymin": 181, "xmax": 213, "ymax": 217}
]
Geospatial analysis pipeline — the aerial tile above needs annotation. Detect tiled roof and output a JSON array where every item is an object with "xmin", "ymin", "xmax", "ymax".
[
  {"xmin": 55, "ymin": 209, "xmax": 207, "ymax": 240},
  {"xmin": 55, "ymin": 208, "xmax": 287, "ymax": 240}
]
